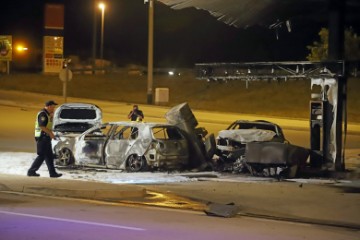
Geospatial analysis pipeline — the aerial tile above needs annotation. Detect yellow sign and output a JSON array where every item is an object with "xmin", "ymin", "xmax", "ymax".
[
  {"xmin": 43, "ymin": 36, "xmax": 63, "ymax": 73},
  {"xmin": 44, "ymin": 36, "xmax": 63, "ymax": 54},
  {"xmin": 0, "ymin": 35, "xmax": 12, "ymax": 61}
]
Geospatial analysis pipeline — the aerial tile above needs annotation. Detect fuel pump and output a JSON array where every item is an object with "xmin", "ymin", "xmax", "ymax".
[
  {"xmin": 310, "ymin": 75, "xmax": 338, "ymax": 169},
  {"xmin": 310, "ymin": 97, "xmax": 322, "ymax": 167}
]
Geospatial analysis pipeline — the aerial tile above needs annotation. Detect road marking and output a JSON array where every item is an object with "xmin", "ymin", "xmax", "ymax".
[{"xmin": 0, "ymin": 210, "xmax": 145, "ymax": 231}]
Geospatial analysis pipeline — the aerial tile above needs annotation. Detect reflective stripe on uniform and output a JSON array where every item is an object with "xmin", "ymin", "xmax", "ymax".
[{"xmin": 34, "ymin": 110, "xmax": 52, "ymax": 137}]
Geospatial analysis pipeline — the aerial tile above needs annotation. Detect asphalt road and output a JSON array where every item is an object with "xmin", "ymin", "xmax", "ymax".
[{"xmin": 1, "ymin": 192, "xmax": 358, "ymax": 240}]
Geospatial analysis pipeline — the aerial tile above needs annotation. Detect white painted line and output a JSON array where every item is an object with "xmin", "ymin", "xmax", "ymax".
[{"xmin": 0, "ymin": 210, "xmax": 145, "ymax": 231}]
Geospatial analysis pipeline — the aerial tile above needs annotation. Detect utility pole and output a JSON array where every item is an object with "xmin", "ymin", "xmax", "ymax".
[
  {"xmin": 92, "ymin": 0, "xmax": 97, "ymax": 74},
  {"xmin": 328, "ymin": 0, "xmax": 346, "ymax": 171},
  {"xmin": 147, "ymin": 0, "xmax": 154, "ymax": 104}
]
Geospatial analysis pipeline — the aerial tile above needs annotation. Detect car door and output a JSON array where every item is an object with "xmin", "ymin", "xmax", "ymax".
[
  {"xmin": 104, "ymin": 124, "xmax": 139, "ymax": 169},
  {"xmin": 151, "ymin": 126, "xmax": 188, "ymax": 157},
  {"xmin": 74, "ymin": 124, "xmax": 112, "ymax": 166}
]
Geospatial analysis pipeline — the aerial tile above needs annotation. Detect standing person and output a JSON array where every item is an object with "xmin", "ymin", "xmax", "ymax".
[
  {"xmin": 27, "ymin": 100, "xmax": 62, "ymax": 178},
  {"xmin": 127, "ymin": 104, "xmax": 144, "ymax": 122}
]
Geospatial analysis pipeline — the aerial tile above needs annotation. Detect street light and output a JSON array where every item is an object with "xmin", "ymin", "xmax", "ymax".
[
  {"xmin": 147, "ymin": 0, "xmax": 154, "ymax": 104},
  {"xmin": 92, "ymin": 0, "xmax": 97, "ymax": 73},
  {"xmin": 98, "ymin": 2, "xmax": 105, "ymax": 61},
  {"xmin": 16, "ymin": 45, "xmax": 28, "ymax": 53}
]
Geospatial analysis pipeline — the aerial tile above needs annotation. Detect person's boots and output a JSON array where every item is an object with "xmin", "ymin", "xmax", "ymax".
[
  {"xmin": 50, "ymin": 172, "xmax": 62, "ymax": 178},
  {"xmin": 27, "ymin": 171, "xmax": 40, "ymax": 177}
]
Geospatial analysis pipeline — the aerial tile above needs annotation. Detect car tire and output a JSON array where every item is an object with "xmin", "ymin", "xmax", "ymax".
[
  {"xmin": 57, "ymin": 148, "xmax": 74, "ymax": 166},
  {"xmin": 126, "ymin": 154, "xmax": 147, "ymax": 172}
]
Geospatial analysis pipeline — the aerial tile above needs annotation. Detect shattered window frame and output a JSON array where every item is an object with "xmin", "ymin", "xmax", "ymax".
[
  {"xmin": 151, "ymin": 126, "xmax": 183, "ymax": 140},
  {"xmin": 83, "ymin": 124, "xmax": 112, "ymax": 140},
  {"xmin": 59, "ymin": 108, "xmax": 97, "ymax": 120},
  {"xmin": 113, "ymin": 125, "xmax": 139, "ymax": 140}
]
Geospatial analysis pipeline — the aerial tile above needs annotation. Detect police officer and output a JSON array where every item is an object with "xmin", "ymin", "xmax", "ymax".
[{"xmin": 27, "ymin": 100, "xmax": 62, "ymax": 178}]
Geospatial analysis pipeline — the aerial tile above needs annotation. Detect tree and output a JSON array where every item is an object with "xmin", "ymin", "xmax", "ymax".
[{"xmin": 307, "ymin": 28, "xmax": 360, "ymax": 61}]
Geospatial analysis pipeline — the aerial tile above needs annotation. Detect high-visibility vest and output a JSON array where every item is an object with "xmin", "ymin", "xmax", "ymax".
[{"xmin": 34, "ymin": 110, "xmax": 52, "ymax": 137}]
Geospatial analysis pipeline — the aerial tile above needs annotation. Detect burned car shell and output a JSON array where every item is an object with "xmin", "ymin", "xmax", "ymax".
[
  {"xmin": 53, "ymin": 122, "xmax": 189, "ymax": 172},
  {"xmin": 52, "ymin": 103, "xmax": 102, "ymax": 165},
  {"xmin": 216, "ymin": 120, "xmax": 287, "ymax": 162},
  {"xmin": 216, "ymin": 120, "xmax": 310, "ymax": 178}
]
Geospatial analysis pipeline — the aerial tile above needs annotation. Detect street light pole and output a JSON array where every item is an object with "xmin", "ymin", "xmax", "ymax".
[
  {"xmin": 92, "ymin": 0, "xmax": 97, "ymax": 73},
  {"xmin": 147, "ymin": 0, "xmax": 154, "ymax": 104},
  {"xmin": 99, "ymin": 2, "xmax": 105, "ymax": 61}
]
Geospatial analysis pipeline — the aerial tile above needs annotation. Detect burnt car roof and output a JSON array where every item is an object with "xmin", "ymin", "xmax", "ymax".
[
  {"xmin": 227, "ymin": 120, "xmax": 281, "ymax": 128},
  {"xmin": 221, "ymin": 119, "xmax": 287, "ymax": 142}
]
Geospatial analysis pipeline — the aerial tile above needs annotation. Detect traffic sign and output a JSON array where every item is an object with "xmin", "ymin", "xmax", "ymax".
[{"xmin": 59, "ymin": 68, "xmax": 72, "ymax": 82}]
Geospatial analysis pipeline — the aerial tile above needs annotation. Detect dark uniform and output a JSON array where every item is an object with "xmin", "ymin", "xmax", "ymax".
[
  {"xmin": 28, "ymin": 107, "xmax": 61, "ymax": 178},
  {"xmin": 129, "ymin": 110, "xmax": 144, "ymax": 121},
  {"xmin": 128, "ymin": 105, "xmax": 144, "ymax": 139},
  {"xmin": 128, "ymin": 107, "xmax": 144, "ymax": 122}
]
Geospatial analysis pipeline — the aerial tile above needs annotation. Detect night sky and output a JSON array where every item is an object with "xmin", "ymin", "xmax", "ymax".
[{"xmin": 2, "ymin": 0, "xmax": 360, "ymax": 68}]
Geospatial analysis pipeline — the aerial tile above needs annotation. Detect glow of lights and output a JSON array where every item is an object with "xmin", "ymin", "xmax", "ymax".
[
  {"xmin": 98, "ymin": 2, "xmax": 106, "ymax": 61},
  {"xmin": 98, "ymin": 2, "xmax": 105, "ymax": 10},
  {"xmin": 16, "ymin": 45, "xmax": 28, "ymax": 52}
]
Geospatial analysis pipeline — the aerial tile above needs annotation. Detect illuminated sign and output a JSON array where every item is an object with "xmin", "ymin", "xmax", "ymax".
[
  {"xmin": 43, "ymin": 36, "xmax": 63, "ymax": 73},
  {"xmin": 0, "ymin": 35, "xmax": 12, "ymax": 61}
]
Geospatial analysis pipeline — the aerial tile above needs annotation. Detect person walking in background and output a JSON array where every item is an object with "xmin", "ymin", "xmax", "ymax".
[
  {"xmin": 128, "ymin": 104, "xmax": 144, "ymax": 122},
  {"xmin": 27, "ymin": 100, "xmax": 62, "ymax": 178}
]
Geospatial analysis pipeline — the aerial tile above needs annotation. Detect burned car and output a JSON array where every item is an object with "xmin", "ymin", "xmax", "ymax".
[
  {"xmin": 52, "ymin": 102, "xmax": 102, "ymax": 159},
  {"xmin": 216, "ymin": 120, "xmax": 287, "ymax": 159},
  {"xmin": 216, "ymin": 120, "xmax": 309, "ymax": 178},
  {"xmin": 53, "ymin": 122, "xmax": 189, "ymax": 172},
  {"xmin": 215, "ymin": 120, "xmax": 287, "ymax": 172}
]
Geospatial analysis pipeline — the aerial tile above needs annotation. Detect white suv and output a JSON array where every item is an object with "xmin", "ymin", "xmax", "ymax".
[{"xmin": 52, "ymin": 103, "xmax": 102, "ymax": 166}]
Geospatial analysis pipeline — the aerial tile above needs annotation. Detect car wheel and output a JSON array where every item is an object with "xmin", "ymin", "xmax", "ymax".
[
  {"xmin": 126, "ymin": 154, "xmax": 147, "ymax": 172},
  {"xmin": 58, "ymin": 148, "xmax": 74, "ymax": 166}
]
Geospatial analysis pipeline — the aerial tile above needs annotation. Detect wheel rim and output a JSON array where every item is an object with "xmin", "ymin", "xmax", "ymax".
[
  {"xmin": 128, "ymin": 155, "xmax": 144, "ymax": 172},
  {"xmin": 58, "ymin": 148, "xmax": 72, "ymax": 166}
]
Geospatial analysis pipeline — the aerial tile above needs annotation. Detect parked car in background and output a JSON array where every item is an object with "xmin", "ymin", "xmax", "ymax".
[{"xmin": 53, "ymin": 122, "xmax": 189, "ymax": 172}]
